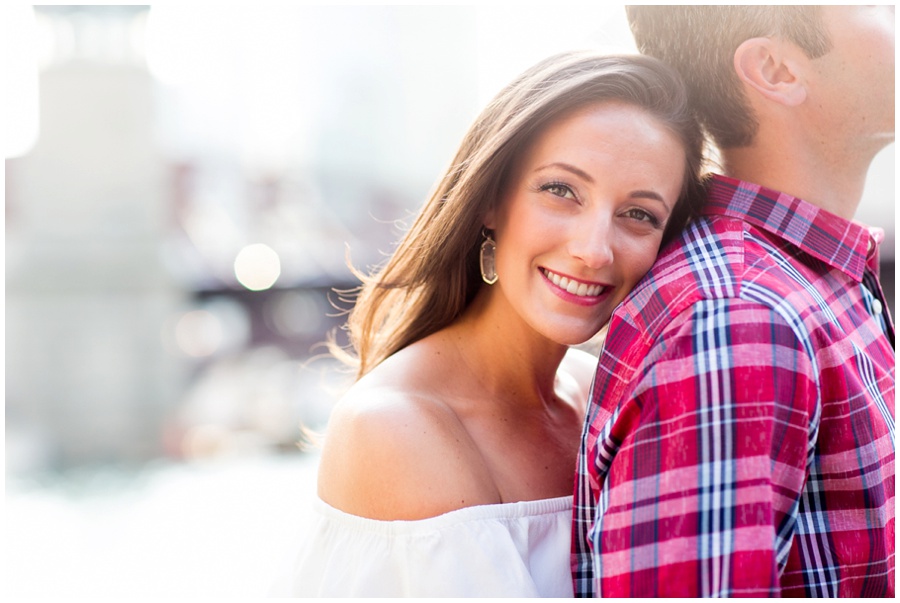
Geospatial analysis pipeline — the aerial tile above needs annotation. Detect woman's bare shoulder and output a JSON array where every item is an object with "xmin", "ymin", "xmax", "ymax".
[{"xmin": 317, "ymin": 364, "xmax": 498, "ymax": 521}]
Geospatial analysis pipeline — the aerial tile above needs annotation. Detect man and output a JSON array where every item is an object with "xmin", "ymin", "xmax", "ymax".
[{"xmin": 573, "ymin": 5, "xmax": 894, "ymax": 597}]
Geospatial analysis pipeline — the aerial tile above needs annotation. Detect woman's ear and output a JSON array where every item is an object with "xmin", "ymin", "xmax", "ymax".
[
  {"xmin": 734, "ymin": 37, "xmax": 808, "ymax": 107},
  {"xmin": 483, "ymin": 208, "xmax": 497, "ymax": 230}
]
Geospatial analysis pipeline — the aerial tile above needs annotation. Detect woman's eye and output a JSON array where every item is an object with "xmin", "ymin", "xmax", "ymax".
[
  {"xmin": 623, "ymin": 207, "xmax": 661, "ymax": 227},
  {"xmin": 540, "ymin": 182, "xmax": 575, "ymax": 199}
]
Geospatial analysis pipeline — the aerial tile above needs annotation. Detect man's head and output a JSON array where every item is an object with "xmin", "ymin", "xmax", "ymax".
[{"xmin": 626, "ymin": 6, "xmax": 894, "ymax": 151}]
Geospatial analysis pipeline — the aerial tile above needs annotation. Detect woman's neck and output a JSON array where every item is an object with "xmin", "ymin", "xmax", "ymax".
[{"xmin": 442, "ymin": 288, "xmax": 568, "ymax": 410}]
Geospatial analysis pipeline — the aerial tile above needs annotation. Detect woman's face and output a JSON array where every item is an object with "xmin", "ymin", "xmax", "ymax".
[{"xmin": 485, "ymin": 101, "xmax": 686, "ymax": 345}]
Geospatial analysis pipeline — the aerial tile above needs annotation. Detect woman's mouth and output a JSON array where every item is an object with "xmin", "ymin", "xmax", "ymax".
[{"xmin": 540, "ymin": 268, "xmax": 608, "ymax": 298}]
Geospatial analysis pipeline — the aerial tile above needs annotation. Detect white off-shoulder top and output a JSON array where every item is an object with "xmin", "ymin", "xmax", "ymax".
[{"xmin": 273, "ymin": 495, "xmax": 574, "ymax": 597}]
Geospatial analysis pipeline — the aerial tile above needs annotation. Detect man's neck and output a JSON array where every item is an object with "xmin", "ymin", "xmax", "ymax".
[
  {"xmin": 720, "ymin": 133, "xmax": 888, "ymax": 222},
  {"xmin": 721, "ymin": 149, "xmax": 869, "ymax": 221}
]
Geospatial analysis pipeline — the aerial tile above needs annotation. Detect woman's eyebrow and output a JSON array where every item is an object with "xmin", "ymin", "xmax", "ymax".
[
  {"xmin": 535, "ymin": 162, "xmax": 594, "ymax": 183},
  {"xmin": 629, "ymin": 190, "xmax": 669, "ymax": 209}
]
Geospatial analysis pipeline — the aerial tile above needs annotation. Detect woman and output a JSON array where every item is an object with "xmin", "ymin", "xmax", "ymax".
[{"xmin": 284, "ymin": 51, "xmax": 704, "ymax": 596}]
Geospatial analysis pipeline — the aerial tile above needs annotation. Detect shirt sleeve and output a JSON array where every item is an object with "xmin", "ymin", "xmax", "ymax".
[{"xmin": 591, "ymin": 298, "xmax": 818, "ymax": 597}]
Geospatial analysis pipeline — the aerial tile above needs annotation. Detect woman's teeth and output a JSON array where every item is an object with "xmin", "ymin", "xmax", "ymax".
[{"xmin": 542, "ymin": 269, "xmax": 605, "ymax": 297}]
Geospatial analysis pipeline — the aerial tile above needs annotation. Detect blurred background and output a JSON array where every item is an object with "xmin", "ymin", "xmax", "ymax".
[{"xmin": 4, "ymin": 3, "xmax": 894, "ymax": 597}]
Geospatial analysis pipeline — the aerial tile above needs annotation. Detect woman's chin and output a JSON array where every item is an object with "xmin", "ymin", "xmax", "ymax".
[{"xmin": 545, "ymin": 324, "xmax": 608, "ymax": 347}]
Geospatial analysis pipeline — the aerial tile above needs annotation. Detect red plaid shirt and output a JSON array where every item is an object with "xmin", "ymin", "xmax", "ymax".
[{"xmin": 572, "ymin": 175, "xmax": 895, "ymax": 597}]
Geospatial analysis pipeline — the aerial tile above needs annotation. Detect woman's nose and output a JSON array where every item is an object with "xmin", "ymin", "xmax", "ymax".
[{"xmin": 569, "ymin": 213, "xmax": 613, "ymax": 269}]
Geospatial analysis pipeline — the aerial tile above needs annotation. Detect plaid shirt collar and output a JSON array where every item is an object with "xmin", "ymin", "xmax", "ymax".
[{"xmin": 703, "ymin": 174, "xmax": 882, "ymax": 282}]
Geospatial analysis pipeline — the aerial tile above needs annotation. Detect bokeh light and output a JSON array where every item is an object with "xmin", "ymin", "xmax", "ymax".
[
  {"xmin": 234, "ymin": 243, "xmax": 282, "ymax": 291},
  {"xmin": 174, "ymin": 310, "xmax": 224, "ymax": 358}
]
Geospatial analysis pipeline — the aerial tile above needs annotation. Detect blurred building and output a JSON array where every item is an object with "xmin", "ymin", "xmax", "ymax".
[{"xmin": 7, "ymin": 6, "xmax": 182, "ymax": 470}]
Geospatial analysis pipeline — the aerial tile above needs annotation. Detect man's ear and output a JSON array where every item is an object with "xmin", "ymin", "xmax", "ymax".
[{"xmin": 734, "ymin": 37, "xmax": 807, "ymax": 107}]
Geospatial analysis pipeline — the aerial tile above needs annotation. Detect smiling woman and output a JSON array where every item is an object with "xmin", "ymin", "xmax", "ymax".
[
  {"xmin": 484, "ymin": 102, "xmax": 686, "ymax": 345},
  {"xmin": 272, "ymin": 50, "xmax": 705, "ymax": 597}
]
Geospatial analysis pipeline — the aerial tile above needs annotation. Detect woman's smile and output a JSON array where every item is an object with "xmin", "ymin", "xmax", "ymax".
[{"xmin": 539, "ymin": 267, "xmax": 610, "ymax": 305}]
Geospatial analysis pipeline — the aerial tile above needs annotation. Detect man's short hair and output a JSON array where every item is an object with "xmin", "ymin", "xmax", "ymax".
[{"xmin": 626, "ymin": 5, "xmax": 832, "ymax": 149}]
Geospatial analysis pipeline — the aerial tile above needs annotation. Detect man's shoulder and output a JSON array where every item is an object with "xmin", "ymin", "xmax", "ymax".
[
  {"xmin": 653, "ymin": 213, "xmax": 747, "ymax": 280},
  {"xmin": 617, "ymin": 213, "xmax": 804, "ymax": 338},
  {"xmin": 618, "ymin": 216, "xmax": 745, "ymax": 320}
]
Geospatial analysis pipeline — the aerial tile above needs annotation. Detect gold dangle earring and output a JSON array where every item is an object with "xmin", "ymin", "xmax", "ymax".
[{"xmin": 480, "ymin": 228, "xmax": 498, "ymax": 285}]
